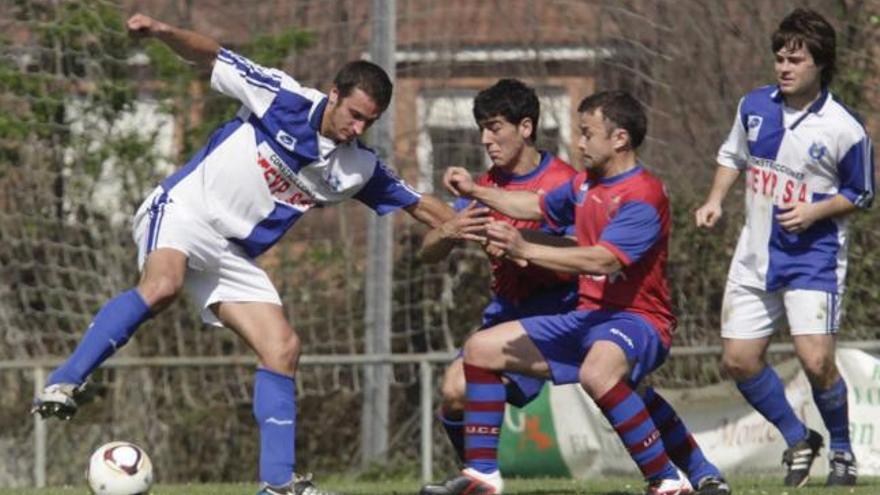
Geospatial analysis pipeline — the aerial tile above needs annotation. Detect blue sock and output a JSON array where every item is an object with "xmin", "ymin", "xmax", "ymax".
[
  {"xmin": 253, "ymin": 368, "xmax": 297, "ymax": 486},
  {"xmin": 736, "ymin": 366, "xmax": 807, "ymax": 446},
  {"xmin": 644, "ymin": 387, "xmax": 721, "ymax": 485},
  {"xmin": 48, "ymin": 289, "xmax": 151, "ymax": 386},
  {"xmin": 438, "ymin": 408, "xmax": 465, "ymax": 463},
  {"xmin": 813, "ymin": 378, "xmax": 851, "ymax": 452}
]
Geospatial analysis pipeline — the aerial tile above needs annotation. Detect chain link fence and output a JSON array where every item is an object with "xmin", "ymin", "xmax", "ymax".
[{"xmin": 1, "ymin": 0, "xmax": 877, "ymax": 487}]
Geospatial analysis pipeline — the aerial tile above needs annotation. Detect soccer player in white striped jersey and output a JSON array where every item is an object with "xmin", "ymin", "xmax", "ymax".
[
  {"xmin": 695, "ymin": 8, "xmax": 874, "ymax": 489},
  {"xmin": 30, "ymin": 13, "xmax": 453, "ymax": 495}
]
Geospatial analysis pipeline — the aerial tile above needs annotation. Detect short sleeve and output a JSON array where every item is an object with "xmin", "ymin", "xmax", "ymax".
[
  {"xmin": 211, "ymin": 48, "xmax": 286, "ymax": 118},
  {"xmin": 452, "ymin": 197, "xmax": 476, "ymax": 212},
  {"xmin": 837, "ymin": 136, "xmax": 875, "ymax": 208},
  {"xmin": 354, "ymin": 160, "xmax": 421, "ymax": 214},
  {"xmin": 598, "ymin": 202, "xmax": 661, "ymax": 265},
  {"xmin": 539, "ymin": 179, "xmax": 578, "ymax": 229},
  {"xmin": 716, "ymin": 98, "xmax": 749, "ymax": 170}
]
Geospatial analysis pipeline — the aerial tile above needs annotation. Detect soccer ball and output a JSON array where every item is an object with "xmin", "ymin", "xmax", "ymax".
[{"xmin": 86, "ymin": 441, "xmax": 154, "ymax": 495}]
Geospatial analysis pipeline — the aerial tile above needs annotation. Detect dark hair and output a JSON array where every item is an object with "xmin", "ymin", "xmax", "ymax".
[
  {"xmin": 473, "ymin": 79, "xmax": 540, "ymax": 142},
  {"xmin": 772, "ymin": 8, "xmax": 836, "ymax": 87},
  {"xmin": 577, "ymin": 90, "xmax": 647, "ymax": 149},
  {"xmin": 333, "ymin": 60, "xmax": 393, "ymax": 112}
]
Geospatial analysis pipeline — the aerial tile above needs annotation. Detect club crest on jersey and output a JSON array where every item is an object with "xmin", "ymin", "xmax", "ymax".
[
  {"xmin": 275, "ymin": 129, "xmax": 297, "ymax": 151},
  {"xmin": 323, "ymin": 169, "xmax": 343, "ymax": 192},
  {"xmin": 575, "ymin": 182, "xmax": 590, "ymax": 205},
  {"xmin": 746, "ymin": 115, "xmax": 763, "ymax": 142},
  {"xmin": 808, "ymin": 141, "xmax": 827, "ymax": 161}
]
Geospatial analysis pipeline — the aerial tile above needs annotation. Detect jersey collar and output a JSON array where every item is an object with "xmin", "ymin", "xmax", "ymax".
[
  {"xmin": 772, "ymin": 86, "xmax": 832, "ymax": 129},
  {"xmin": 309, "ymin": 96, "xmax": 328, "ymax": 131},
  {"xmin": 597, "ymin": 163, "xmax": 643, "ymax": 185},
  {"xmin": 309, "ymin": 96, "xmax": 339, "ymax": 157},
  {"xmin": 491, "ymin": 151, "xmax": 553, "ymax": 184}
]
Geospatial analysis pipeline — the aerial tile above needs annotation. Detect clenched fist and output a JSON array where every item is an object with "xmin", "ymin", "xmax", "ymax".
[{"xmin": 126, "ymin": 13, "xmax": 168, "ymax": 39}]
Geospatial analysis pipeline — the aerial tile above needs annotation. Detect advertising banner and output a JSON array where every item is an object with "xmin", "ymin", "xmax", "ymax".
[{"xmin": 499, "ymin": 349, "xmax": 880, "ymax": 477}]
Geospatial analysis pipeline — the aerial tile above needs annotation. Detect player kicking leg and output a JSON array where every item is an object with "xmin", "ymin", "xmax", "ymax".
[
  {"xmin": 34, "ymin": 10, "xmax": 458, "ymax": 494},
  {"xmin": 33, "ymin": 188, "xmax": 337, "ymax": 495}
]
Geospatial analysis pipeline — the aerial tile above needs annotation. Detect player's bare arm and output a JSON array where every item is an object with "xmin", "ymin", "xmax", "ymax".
[
  {"xmin": 776, "ymin": 194, "xmax": 859, "ymax": 233},
  {"xmin": 443, "ymin": 167, "xmax": 476, "ymax": 197},
  {"xmin": 520, "ymin": 229, "xmax": 577, "ymax": 248},
  {"xmin": 418, "ymin": 201, "xmax": 492, "ymax": 262},
  {"xmin": 127, "ymin": 13, "xmax": 220, "ymax": 70},
  {"xmin": 444, "ymin": 166, "xmax": 542, "ymax": 220},
  {"xmin": 487, "ymin": 221, "xmax": 620, "ymax": 275},
  {"xmin": 404, "ymin": 194, "xmax": 456, "ymax": 229},
  {"xmin": 695, "ymin": 165, "xmax": 741, "ymax": 228}
]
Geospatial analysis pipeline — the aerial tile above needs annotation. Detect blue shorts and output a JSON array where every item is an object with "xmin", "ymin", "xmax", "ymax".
[
  {"xmin": 520, "ymin": 309, "xmax": 668, "ymax": 387},
  {"xmin": 473, "ymin": 285, "xmax": 578, "ymax": 406}
]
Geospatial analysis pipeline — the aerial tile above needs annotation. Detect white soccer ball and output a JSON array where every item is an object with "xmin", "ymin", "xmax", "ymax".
[{"xmin": 86, "ymin": 441, "xmax": 154, "ymax": 495}]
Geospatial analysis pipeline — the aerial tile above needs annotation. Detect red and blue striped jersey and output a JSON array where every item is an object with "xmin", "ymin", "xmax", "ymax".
[
  {"xmin": 455, "ymin": 152, "xmax": 577, "ymax": 303},
  {"xmin": 539, "ymin": 165, "xmax": 676, "ymax": 346}
]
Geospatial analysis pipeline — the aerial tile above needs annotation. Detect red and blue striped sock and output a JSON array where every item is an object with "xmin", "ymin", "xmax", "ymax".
[
  {"xmin": 644, "ymin": 386, "xmax": 721, "ymax": 485},
  {"xmin": 597, "ymin": 381, "xmax": 679, "ymax": 482},
  {"xmin": 463, "ymin": 363, "xmax": 505, "ymax": 474}
]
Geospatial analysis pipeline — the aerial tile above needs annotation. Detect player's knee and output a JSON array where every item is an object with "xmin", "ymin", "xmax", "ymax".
[
  {"xmin": 721, "ymin": 352, "xmax": 762, "ymax": 381},
  {"xmin": 578, "ymin": 367, "xmax": 608, "ymax": 399},
  {"xmin": 137, "ymin": 273, "xmax": 183, "ymax": 310},
  {"xmin": 801, "ymin": 354, "xmax": 837, "ymax": 387},
  {"xmin": 440, "ymin": 375, "xmax": 466, "ymax": 411},
  {"xmin": 462, "ymin": 333, "xmax": 495, "ymax": 368},
  {"xmin": 260, "ymin": 330, "xmax": 301, "ymax": 376}
]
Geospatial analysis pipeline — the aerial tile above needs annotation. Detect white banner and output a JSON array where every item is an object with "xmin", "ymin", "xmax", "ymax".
[{"xmin": 544, "ymin": 349, "xmax": 880, "ymax": 478}]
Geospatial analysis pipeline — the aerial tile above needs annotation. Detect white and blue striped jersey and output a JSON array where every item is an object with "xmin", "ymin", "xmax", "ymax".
[
  {"xmin": 718, "ymin": 85, "xmax": 875, "ymax": 293},
  {"xmin": 159, "ymin": 48, "xmax": 421, "ymax": 258}
]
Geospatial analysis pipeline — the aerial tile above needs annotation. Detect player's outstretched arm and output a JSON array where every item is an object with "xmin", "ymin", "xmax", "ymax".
[
  {"xmin": 127, "ymin": 13, "xmax": 220, "ymax": 70},
  {"xmin": 520, "ymin": 229, "xmax": 577, "ymax": 248},
  {"xmin": 444, "ymin": 167, "xmax": 542, "ymax": 220},
  {"xmin": 695, "ymin": 165, "xmax": 741, "ymax": 228},
  {"xmin": 404, "ymin": 194, "xmax": 456, "ymax": 229},
  {"xmin": 487, "ymin": 222, "xmax": 619, "ymax": 275},
  {"xmin": 418, "ymin": 201, "xmax": 492, "ymax": 263}
]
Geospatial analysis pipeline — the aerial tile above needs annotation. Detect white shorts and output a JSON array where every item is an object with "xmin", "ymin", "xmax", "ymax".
[
  {"xmin": 132, "ymin": 187, "xmax": 282, "ymax": 326},
  {"xmin": 720, "ymin": 280, "xmax": 842, "ymax": 339}
]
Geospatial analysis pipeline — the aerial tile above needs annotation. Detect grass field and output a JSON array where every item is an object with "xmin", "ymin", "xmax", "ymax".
[{"xmin": 1, "ymin": 476, "xmax": 877, "ymax": 495}]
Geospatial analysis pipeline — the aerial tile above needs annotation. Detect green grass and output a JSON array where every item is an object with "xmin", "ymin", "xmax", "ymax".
[{"xmin": 1, "ymin": 476, "xmax": 878, "ymax": 495}]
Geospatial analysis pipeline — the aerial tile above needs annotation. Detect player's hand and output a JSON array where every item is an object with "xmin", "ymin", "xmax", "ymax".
[
  {"xmin": 776, "ymin": 201, "xmax": 817, "ymax": 233},
  {"xmin": 487, "ymin": 221, "xmax": 530, "ymax": 261},
  {"xmin": 438, "ymin": 201, "xmax": 492, "ymax": 243},
  {"xmin": 126, "ymin": 13, "xmax": 167, "ymax": 39},
  {"xmin": 482, "ymin": 242, "xmax": 528, "ymax": 267},
  {"xmin": 694, "ymin": 201, "xmax": 722, "ymax": 228},
  {"xmin": 443, "ymin": 167, "xmax": 476, "ymax": 197}
]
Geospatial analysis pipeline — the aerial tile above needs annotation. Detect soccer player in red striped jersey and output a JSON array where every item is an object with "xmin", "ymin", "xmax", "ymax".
[
  {"xmin": 422, "ymin": 91, "xmax": 729, "ymax": 495},
  {"xmin": 418, "ymin": 79, "xmax": 578, "ymax": 466}
]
